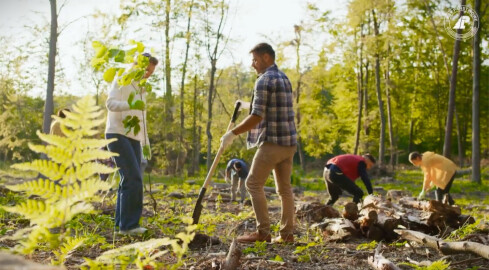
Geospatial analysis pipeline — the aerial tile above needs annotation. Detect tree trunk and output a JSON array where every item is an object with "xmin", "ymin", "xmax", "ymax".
[
  {"xmin": 443, "ymin": 0, "xmax": 466, "ymax": 159},
  {"xmin": 385, "ymin": 44, "xmax": 394, "ymax": 169},
  {"xmin": 364, "ymin": 60, "xmax": 370, "ymax": 152},
  {"xmin": 372, "ymin": 9, "xmax": 385, "ymax": 166},
  {"xmin": 42, "ymin": 0, "xmax": 57, "ymax": 135},
  {"xmin": 189, "ymin": 75, "xmax": 198, "ymax": 176},
  {"xmin": 177, "ymin": 0, "xmax": 194, "ymax": 176},
  {"xmin": 455, "ymin": 108, "xmax": 464, "ymax": 166},
  {"xmin": 472, "ymin": 0, "xmax": 481, "ymax": 183},
  {"xmin": 294, "ymin": 26, "xmax": 306, "ymax": 172},
  {"xmin": 354, "ymin": 25, "xmax": 364, "ymax": 155},
  {"xmin": 206, "ymin": 63, "xmax": 216, "ymax": 171},
  {"xmin": 205, "ymin": 0, "xmax": 227, "ymax": 171}
]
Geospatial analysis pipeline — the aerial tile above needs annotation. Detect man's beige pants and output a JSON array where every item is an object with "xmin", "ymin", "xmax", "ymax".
[{"xmin": 245, "ymin": 142, "xmax": 296, "ymax": 236}]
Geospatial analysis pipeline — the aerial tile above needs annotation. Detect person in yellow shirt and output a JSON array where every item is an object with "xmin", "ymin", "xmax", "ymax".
[{"xmin": 408, "ymin": 151, "xmax": 457, "ymax": 205}]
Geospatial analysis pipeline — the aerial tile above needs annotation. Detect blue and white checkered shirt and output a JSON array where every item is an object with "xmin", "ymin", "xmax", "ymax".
[{"xmin": 247, "ymin": 64, "xmax": 297, "ymax": 149}]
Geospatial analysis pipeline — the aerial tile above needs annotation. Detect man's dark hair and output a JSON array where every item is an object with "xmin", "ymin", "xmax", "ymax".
[
  {"xmin": 57, "ymin": 108, "xmax": 70, "ymax": 118},
  {"xmin": 233, "ymin": 162, "xmax": 242, "ymax": 169},
  {"xmin": 409, "ymin": 151, "xmax": 422, "ymax": 161},
  {"xmin": 142, "ymin": 52, "xmax": 159, "ymax": 65},
  {"xmin": 250, "ymin": 43, "xmax": 275, "ymax": 60},
  {"xmin": 363, "ymin": 153, "xmax": 376, "ymax": 164}
]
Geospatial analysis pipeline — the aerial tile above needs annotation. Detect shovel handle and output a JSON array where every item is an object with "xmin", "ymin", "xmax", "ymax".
[{"xmin": 192, "ymin": 101, "xmax": 243, "ymax": 224}]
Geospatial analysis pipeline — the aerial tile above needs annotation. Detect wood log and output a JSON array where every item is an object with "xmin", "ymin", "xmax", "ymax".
[
  {"xmin": 399, "ymin": 198, "xmax": 461, "ymax": 217},
  {"xmin": 359, "ymin": 209, "xmax": 378, "ymax": 229},
  {"xmin": 366, "ymin": 224, "xmax": 385, "ymax": 242},
  {"xmin": 296, "ymin": 202, "xmax": 341, "ymax": 222},
  {"xmin": 343, "ymin": 202, "xmax": 359, "ymax": 221},
  {"xmin": 395, "ymin": 229, "xmax": 489, "ymax": 260},
  {"xmin": 386, "ymin": 190, "xmax": 406, "ymax": 202},
  {"xmin": 221, "ymin": 239, "xmax": 242, "ymax": 270},
  {"xmin": 367, "ymin": 242, "xmax": 401, "ymax": 270},
  {"xmin": 311, "ymin": 218, "xmax": 358, "ymax": 241}
]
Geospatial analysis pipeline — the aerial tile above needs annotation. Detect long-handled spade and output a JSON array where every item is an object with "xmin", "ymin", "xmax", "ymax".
[{"xmin": 192, "ymin": 101, "xmax": 242, "ymax": 224}]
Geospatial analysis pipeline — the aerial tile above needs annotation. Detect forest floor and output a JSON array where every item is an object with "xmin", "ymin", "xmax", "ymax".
[{"xmin": 1, "ymin": 168, "xmax": 489, "ymax": 269}]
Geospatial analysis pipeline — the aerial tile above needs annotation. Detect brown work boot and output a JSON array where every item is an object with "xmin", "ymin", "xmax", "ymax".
[
  {"xmin": 236, "ymin": 231, "xmax": 271, "ymax": 243},
  {"xmin": 272, "ymin": 234, "xmax": 294, "ymax": 244}
]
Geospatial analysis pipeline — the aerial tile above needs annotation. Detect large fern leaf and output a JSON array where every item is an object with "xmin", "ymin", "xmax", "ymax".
[{"xmin": 11, "ymin": 160, "xmax": 66, "ymax": 181}]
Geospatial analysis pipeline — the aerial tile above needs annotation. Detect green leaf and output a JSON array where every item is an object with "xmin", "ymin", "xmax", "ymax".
[
  {"xmin": 108, "ymin": 49, "xmax": 120, "ymax": 58},
  {"xmin": 103, "ymin": 68, "xmax": 117, "ymax": 82},
  {"xmin": 133, "ymin": 70, "xmax": 145, "ymax": 81},
  {"xmin": 114, "ymin": 50, "xmax": 126, "ymax": 62},
  {"xmin": 128, "ymin": 92, "xmax": 135, "ymax": 106}
]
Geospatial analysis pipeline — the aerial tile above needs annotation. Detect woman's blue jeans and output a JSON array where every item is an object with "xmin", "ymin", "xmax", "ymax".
[{"xmin": 106, "ymin": 133, "xmax": 142, "ymax": 231}]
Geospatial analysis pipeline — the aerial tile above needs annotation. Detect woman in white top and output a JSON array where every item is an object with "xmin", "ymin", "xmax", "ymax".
[{"xmin": 105, "ymin": 54, "xmax": 158, "ymax": 235}]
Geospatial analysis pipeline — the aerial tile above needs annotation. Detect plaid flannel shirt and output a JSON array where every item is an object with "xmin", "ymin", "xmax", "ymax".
[{"xmin": 247, "ymin": 64, "xmax": 297, "ymax": 148}]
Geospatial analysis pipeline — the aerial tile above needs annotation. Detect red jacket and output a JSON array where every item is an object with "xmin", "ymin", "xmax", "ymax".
[{"xmin": 326, "ymin": 154, "xmax": 366, "ymax": 181}]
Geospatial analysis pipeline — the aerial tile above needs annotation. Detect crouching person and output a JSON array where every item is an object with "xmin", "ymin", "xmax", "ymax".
[
  {"xmin": 324, "ymin": 154, "xmax": 376, "ymax": 206},
  {"xmin": 408, "ymin": 151, "xmax": 457, "ymax": 205},
  {"xmin": 225, "ymin": 158, "xmax": 249, "ymax": 203}
]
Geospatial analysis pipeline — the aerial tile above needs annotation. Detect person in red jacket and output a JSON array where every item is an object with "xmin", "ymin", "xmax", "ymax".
[{"xmin": 324, "ymin": 154, "xmax": 376, "ymax": 206}]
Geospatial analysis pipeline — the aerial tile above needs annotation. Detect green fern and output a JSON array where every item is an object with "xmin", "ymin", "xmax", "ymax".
[
  {"xmin": 0, "ymin": 96, "xmax": 117, "ymax": 258},
  {"xmin": 52, "ymin": 236, "xmax": 87, "ymax": 265}
]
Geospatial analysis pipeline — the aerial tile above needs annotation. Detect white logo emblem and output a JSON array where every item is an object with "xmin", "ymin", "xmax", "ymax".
[{"xmin": 444, "ymin": 5, "xmax": 479, "ymax": 41}]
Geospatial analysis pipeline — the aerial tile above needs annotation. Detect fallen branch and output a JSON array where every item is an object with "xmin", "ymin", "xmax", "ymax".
[
  {"xmin": 367, "ymin": 241, "xmax": 401, "ymax": 270},
  {"xmin": 395, "ymin": 229, "xmax": 489, "ymax": 260}
]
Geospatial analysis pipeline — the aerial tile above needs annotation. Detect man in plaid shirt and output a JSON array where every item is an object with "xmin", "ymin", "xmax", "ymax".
[{"xmin": 220, "ymin": 43, "xmax": 297, "ymax": 243}]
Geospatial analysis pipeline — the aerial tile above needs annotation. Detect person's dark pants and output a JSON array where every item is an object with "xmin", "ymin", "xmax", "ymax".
[
  {"xmin": 323, "ymin": 166, "xmax": 364, "ymax": 206},
  {"xmin": 435, "ymin": 174, "xmax": 455, "ymax": 205},
  {"xmin": 106, "ymin": 133, "xmax": 143, "ymax": 231}
]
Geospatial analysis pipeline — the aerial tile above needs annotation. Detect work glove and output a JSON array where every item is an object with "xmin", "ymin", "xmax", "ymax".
[
  {"xmin": 128, "ymin": 92, "xmax": 145, "ymax": 111},
  {"xmin": 235, "ymin": 99, "xmax": 251, "ymax": 111},
  {"xmin": 220, "ymin": 130, "xmax": 237, "ymax": 149},
  {"xmin": 417, "ymin": 189, "xmax": 426, "ymax": 200},
  {"xmin": 142, "ymin": 144, "xmax": 151, "ymax": 160}
]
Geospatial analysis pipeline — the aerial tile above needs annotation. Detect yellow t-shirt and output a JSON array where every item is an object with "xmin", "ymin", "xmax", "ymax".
[{"xmin": 420, "ymin": 151, "xmax": 457, "ymax": 190}]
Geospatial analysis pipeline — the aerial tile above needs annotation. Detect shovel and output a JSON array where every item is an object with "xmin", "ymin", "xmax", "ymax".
[{"xmin": 192, "ymin": 101, "xmax": 242, "ymax": 224}]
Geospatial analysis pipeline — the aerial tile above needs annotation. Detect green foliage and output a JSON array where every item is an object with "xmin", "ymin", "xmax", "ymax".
[
  {"xmin": 91, "ymin": 40, "xmax": 153, "ymax": 136},
  {"xmin": 270, "ymin": 254, "xmax": 284, "ymax": 262},
  {"xmin": 84, "ymin": 217, "xmax": 196, "ymax": 270},
  {"xmin": 293, "ymin": 242, "xmax": 317, "ymax": 262},
  {"xmin": 446, "ymin": 219, "xmax": 482, "ymax": 241},
  {"xmin": 243, "ymin": 241, "xmax": 267, "ymax": 256},
  {"xmin": 400, "ymin": 260, "xmax": 451, "ymax": 270},
  {"xmin": 52, "ymin": 236, "xmax": 86, "ymax": 265},
  {"xmin": 0, "ymin": 96, "xmax": 115, "ymax": 261},
  {"xmin": 356, "ymin": 240, "xmax": 378, "ymax": 250}
]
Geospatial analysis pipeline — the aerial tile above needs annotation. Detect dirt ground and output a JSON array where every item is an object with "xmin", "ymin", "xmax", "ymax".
[{"xmin": 2, "ymin": 184, "xmax": 489, "ymax": 269}]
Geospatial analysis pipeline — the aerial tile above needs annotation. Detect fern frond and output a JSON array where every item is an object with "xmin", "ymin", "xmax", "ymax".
[
  {"xmin": 1, "ymin": 200, "xmax": 56, "ymax": 227},
  {"xmin": 52, "ymin": 236, "xmax": 86, "ymax": 265},
  {"xmin": 6, "ymin": 178, "xmax": 62, "ymax": 200},
  {"xmin": 96, "ymin": 238, "xmax": 176, "ymax": 263},
  {"xmin": 36, "ymin": 131, "xmax": 73, "ymax": 150},
  {"xmin": 75, "ymin": 163, "xmax": 117, "ymax": 182},
  {"xmin": 11, "ymin": 160, "xmax": 66, "ymax": 181},
  {"xmin": 75, "ymin": 138, "xmax": 117, "ymax": 150},
  {"xmin": 72, "ymin": 149, "xmax": 116, "ymax": 164},
  {"xmin": 27, "ymin": 144, "xmax": 73, "ymax": 166},
  {"xmin": 58, "ymin": 178, "xmax": 111, "ymax": 203}
]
